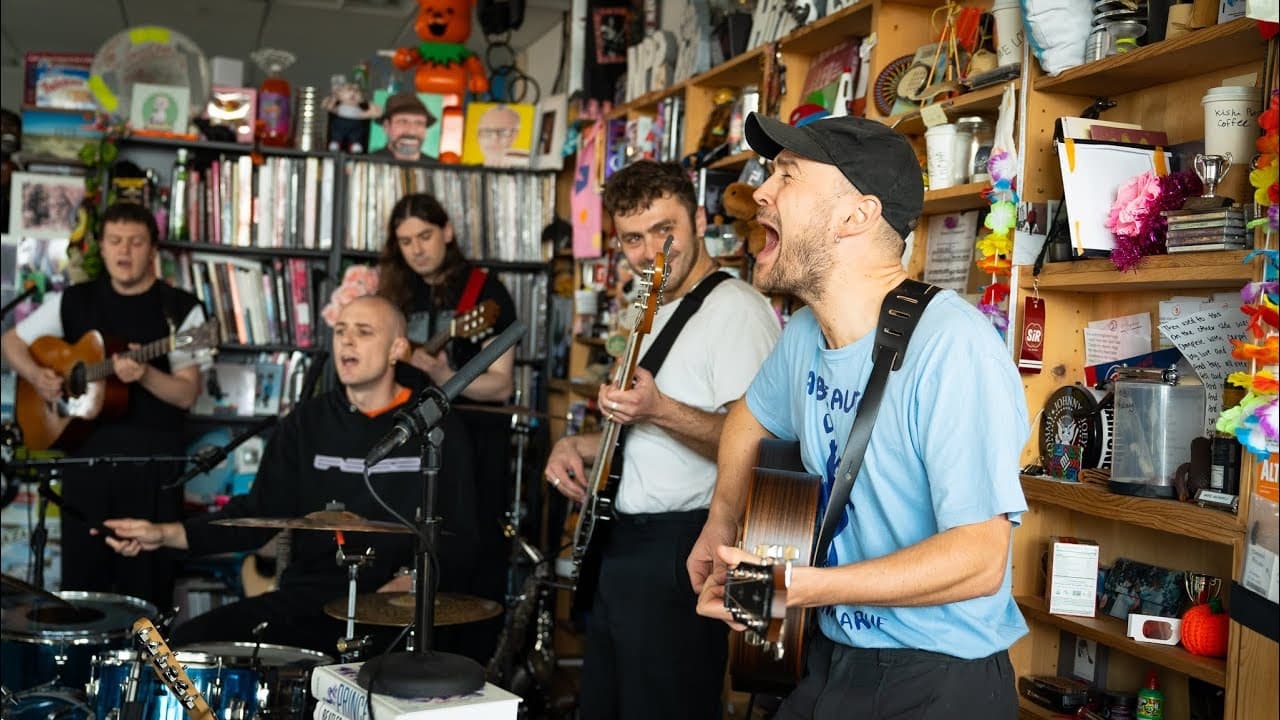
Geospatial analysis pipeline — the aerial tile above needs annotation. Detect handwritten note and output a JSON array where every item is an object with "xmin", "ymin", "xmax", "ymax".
[{"xmin": 1158, "ymin": 306, "xmax": 1249, "ymax": 435}]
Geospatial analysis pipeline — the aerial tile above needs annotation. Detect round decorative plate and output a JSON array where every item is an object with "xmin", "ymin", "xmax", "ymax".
[{"xmin": 873, "ymin": 54, "xmax": 914, "ymax": 116}]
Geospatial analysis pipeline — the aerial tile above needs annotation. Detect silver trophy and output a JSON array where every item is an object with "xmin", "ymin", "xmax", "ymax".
[
  {"xmin": 1184, "ymin": 571, "xmax": 1223, "ymax": 605},
  {"xmin": 1183, "ymin": 153, "xmax": 1236, "ymax": 209}
]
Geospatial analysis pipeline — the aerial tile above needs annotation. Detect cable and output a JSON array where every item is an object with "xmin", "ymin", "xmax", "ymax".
[{"xmin": 366, "ymin": 621, "xmax": 415, "ymax": 720}]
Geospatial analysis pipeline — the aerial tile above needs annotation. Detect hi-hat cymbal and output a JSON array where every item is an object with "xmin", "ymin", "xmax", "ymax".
[
  {"xmin": 323, "ymin": 592, "xmax": 502, "ymax": 627},
  {"xmin": 453, "ymin": 403, "xmax": 553, "ymax": 420},
  {"xmin": 1, "ymin": 574, "xmax": 73, "ymax": 609},
  {"xmin": 212, "ymin": 510, "xmax": 411, "ymax": 534}
]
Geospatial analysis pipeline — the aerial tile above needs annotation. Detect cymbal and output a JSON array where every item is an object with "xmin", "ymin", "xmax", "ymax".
[
  {"xmin": 1, "ymin": 574, "xmax": 73, "ymax": 609},
  {"xmin": 212, "ymin": 510, "xmax": 411, "ymax": 534},
  {"xmin": 454, "ymin": 403, "xmax": 553, "ymax": 420},
  {"xmin": 323, "ymin": 592, "xmax": 502, "ymax": 627}
]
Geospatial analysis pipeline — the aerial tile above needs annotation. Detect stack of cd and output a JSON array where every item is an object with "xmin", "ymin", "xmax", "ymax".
[
  {"xmin": 1086, "ymin": 0, "xmax": 1147, "ymax": 62},
  {"xmin": 1162, "ymin": 206, "xmax": 1249, "ymax": 253},
  {"xmin": 295, "ymin": 85, "xmax": 323, "ymax": 151}
]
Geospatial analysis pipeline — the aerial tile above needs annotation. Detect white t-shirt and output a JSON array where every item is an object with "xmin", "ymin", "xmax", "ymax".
[
  {"xmin": 16, "ymin": 291, "xmax": 211, "ymax": 371},
  {"xmin": 615, "ymin": 277, "xmax": 781, "ymax": 514}
]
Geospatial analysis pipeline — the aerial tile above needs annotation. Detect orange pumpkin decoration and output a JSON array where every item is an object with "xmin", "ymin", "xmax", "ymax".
[{"xmin": 1181, "ymin": 599, "xmax": 1229, "ymax": 658}]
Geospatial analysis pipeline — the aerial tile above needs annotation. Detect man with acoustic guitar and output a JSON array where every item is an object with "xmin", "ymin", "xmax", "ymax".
[
  {"xmin": 542, "ymin": 161, "xmax": 779, "ymax": 720},
  {"xmin": 1, "ymin": 202, "xmax": 208, "ymax": 608},
  {"xmin": 688, "ymin": 114, "xmax": 1029, "ymax": 719}
]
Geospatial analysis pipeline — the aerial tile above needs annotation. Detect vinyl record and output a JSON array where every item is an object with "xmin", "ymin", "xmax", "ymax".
[{"xmin": 872, "ymin": 54, "xmax": 913, "ymax": 117}]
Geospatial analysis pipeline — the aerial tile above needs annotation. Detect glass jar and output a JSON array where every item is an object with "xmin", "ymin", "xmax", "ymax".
[{"xmin": 956, "ymin": 116, "xmax": 995, "ymax": 184}]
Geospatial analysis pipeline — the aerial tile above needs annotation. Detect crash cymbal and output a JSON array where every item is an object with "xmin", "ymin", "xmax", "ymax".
[
  {"xmin": 1, "ymin": 574, "xmax": 74, "ymax": 609},
  {"xmin": 453, "ymin": 403, "xmax": 553, "ymax": 420},
  {"xmin": 212, "ymin": 510, "xmax": 411, "ymax": 534},
  {"xmin": 323, "ymin": 592, "xmax": 502, "ymax": 627}
]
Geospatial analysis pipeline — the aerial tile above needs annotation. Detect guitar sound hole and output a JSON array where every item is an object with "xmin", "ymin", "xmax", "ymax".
[{"xmin": 65, "ymin": 363, "xmax": 87, "ymax": 397}]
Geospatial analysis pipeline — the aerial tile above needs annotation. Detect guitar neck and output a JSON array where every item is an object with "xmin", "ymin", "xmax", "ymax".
[
  {"xmin": 420, "ymin": 319, "xmax": 455, "ymax": 356},
  {"xmin": 588, "ymin": 328, "xmax": 646, "ymax": 488},
  {"xmin": 86, "ymin": 335, "xmax": 176, "ymax": 382}
]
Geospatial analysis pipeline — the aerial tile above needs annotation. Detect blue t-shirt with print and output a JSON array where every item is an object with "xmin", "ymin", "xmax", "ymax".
[{"xmin": 745, "ymin": 290, "xmax": 1029, "ymax": 660}]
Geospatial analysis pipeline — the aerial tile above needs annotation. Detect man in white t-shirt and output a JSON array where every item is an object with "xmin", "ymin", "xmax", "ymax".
[{"xmin": 542, "ymin": 161, "xmax": 780, "ymax": 720}]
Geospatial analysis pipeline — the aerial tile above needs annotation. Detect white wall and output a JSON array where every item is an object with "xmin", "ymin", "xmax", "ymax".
[
  {"xmin": 2, "ymin": 67, "xmax": 23, "ymax": 112},
  {"xmin": 521, "ymin": 19, "xmax": 565, "ymax": 101}
]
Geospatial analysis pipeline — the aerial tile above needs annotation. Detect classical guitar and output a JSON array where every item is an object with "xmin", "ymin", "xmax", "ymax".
[
  {"xmin": 16, "ymin": 320, "xmax": 221, "ymax": 451},
  {"xmin": 132, "ymin": 617, "xmax": 215, "ymax": 720},
  {"xmin": 723, "ymin": 438, "xmax": 822, "ymax": 694},
  {"xmin": 567, "ymin": 246, "xmax": 669, "ymax": 600},
  {"xmin": 406, "ymin": 299, "xmax": 500, "ymax": 355}
]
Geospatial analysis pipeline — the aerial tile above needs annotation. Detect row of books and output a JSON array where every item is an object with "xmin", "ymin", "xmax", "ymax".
[
  {"xmin": 164, "ymin": 251, "xmax": 328, "ymax": 348},
  {"xmin": 310, "ymin": 661, "xmax": 519, "ymax": 720},
  {"xmin": 176, "ymin": 154, "xmax": 338, "ymax": 250},
  {"xmin": 342, "ymin": 161, "xmax": 555, "ymax": 262},
  {"xmin": 191, "ymin": 351, "xmax": 315, "ymax": 418}
]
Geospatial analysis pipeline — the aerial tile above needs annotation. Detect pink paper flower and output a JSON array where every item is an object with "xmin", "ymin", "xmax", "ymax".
[{"xmin": 321, "ymin": 264, "xmax": 381, "ymax": 327}]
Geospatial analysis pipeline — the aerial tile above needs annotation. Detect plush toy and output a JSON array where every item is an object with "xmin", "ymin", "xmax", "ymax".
[
  {"xmin": 323, "ymin": 77, "xmax": 381, "ymax": 153},
  {"xmin": 1181, "ymin": 599, "xmax": 1229, "ymax": 658},
  {"xmin": 393, "ymin": 0, "xmax": 490, "ymax": 163},
  {"xmin": 722, "ymin": 182, "xmax": 765, "ymax": 255}
]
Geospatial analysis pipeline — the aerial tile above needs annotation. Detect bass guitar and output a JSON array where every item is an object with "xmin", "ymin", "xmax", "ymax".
[
  {"xmin": 16, "ymin": 320, "xmax": 221, "ymax": 451},
  {"xmin": 567, "ymin": 243, "xmax": 669, "ymax": 600},
  {"xmin": 723, "ymin": 438, "xmax": 822, "ymax": 694},
  {"xmin": 132, "ymin": 617, "xmax": 215, "ymax": 720}
]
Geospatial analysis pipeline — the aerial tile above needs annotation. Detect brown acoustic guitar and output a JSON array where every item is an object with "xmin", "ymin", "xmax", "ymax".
[
  {"xmin": 723, "ymin": 438, "xmax": 822, "ymax": 694},
  {"xmin": 16, "ymin": 320, "xmax": 221, "ymax": 451},
  {"xmin": 405, "ymin": 299, "xmax": 500, "ymax": 356}
]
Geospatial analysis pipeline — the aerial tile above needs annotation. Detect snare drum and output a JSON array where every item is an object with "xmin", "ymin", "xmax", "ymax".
[
  {"xmin": 89, "ymin": 642, "xmax": 330, "ymax": 719},
  {"xmin": 0, "ymin": 684, "xmax": 94, "ymax": 720},
  {"xmin": 1, "ymin": 590, "xmax": 156, "ymax": 692}
]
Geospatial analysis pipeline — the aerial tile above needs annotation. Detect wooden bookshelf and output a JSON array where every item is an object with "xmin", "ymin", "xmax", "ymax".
[
  {"xmin": 889, "ymin": 81, "xmax": 1017, "ymax": 136},
  {"xmin": 687, "ymin": 44, "xmax": 767, "ymax": 88},
  {"xmin": 776, "ymin": 2, "xmax": 874, "ymax": 56},
  {"xmin": 1020, "ymin": 475, "xmax": 1244, "ymax": 546},
  {"xmin": 1034, "ymin": 18, "xmax": 1266, "ymax": 96},
  {"xmin": 1018, "ymin": 250, "xmax": 1256, "ymax": 293},
  {"xmin": 709, "ymin": 150, "xmax": 757, "ymax": 169},
  {"xmin": 1016, "ymin": 595, "xmax": 1228, "ymax": 686},
  {"xmin": 922, "ymin": 181, "xmax": 990, "ymax": 214},
  {"xmin": 161, "ymin": 241, "xmax": 331, "ymax": 259}
]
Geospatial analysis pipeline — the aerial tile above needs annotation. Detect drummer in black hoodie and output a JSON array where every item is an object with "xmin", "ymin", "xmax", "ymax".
[{"xmin": 102, "ymin": 295, "xmax": 478, "ymax": 655}]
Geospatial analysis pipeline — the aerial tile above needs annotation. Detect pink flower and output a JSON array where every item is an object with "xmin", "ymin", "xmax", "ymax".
[
  {"xmin": 1106, "ymin": 171, "xmax": 1160, "ymax": 239},
  {"xmin": 321, "ymin": 264, "xmax": 381, "ymax": 327}
]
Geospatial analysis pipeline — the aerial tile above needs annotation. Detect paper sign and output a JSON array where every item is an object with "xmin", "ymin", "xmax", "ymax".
[
  {"xmin": 923, "ymin": 211, "xmax": 978, "ymax": 291},
  {"xmin": 1158, "ymin": 305, "xmax": 1249, "ymax": 435},
  {"xmin": 1084, "ymin": 312, "xmax": 1152, "ymax": 365}
]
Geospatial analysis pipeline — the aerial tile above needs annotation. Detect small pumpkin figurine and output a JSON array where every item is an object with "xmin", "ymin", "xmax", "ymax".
[{"xmin": 1181, "ymin": 598, "xmax": 1229, "ymax": 658}]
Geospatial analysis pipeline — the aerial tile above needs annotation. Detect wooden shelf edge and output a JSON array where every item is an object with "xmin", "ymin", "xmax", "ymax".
[
  {"xmin": 1034, "ymin": 18, "xmax": 1265, "ymax": 95},
  {"xmin": 777, "ymin": 2, "xmax": 875, "ymax": 55},
  {"xmin": 1016, "ymin": 595, "xmax": 1228, "ymax": 686},
  {"xmin": 686, "ymin": 45, "xmax": 766, "ymax": 87},
  {"xmin": 1018, "ymin": 250, "xmax": 1255, "ymax": 292},
  {"xmin": 609, "ymin": 84, "xmax": 683, "ymax": 119},
  {"xmin": 922, "ymin": 181, "xmax": 989, "ymax": 215},
  {"xmin": 549, "ymin": 377, "xmax": 602, "ymax": 397},
  {"xmin": 888, "ymin": 81, "xmax": 1017, "ymax": 136},
  {"xmin": 709, "ymin": 150, "xmax": 756, "ymax": 169},
  {"xmin": 1020, "ymin": 475, "xmax": 1243, "ymax": 546}
]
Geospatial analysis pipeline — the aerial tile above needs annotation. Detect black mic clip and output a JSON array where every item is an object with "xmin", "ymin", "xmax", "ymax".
[{"xmin": 396, "ymin": 384, "xmax": 450, "ymax": 438}]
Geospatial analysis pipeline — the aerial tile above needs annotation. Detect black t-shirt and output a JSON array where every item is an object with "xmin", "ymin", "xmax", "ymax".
[
  {"xmin": 408, "ymin": 267, "xmax": 519, "ymax": 381},
  {"xmin": 59, "ymin": 277, "xmax": 202, "ymax": 438}
]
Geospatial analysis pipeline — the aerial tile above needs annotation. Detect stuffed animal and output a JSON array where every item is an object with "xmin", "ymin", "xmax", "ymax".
[
  {"xmin": 323, "ymin": 77, "xmax": 381, "ymax": 153},
  {"xmin": 393, "ymin": 0, "xmax": 490, "ymax": 163},
  {"xmin": 721, "ymin": 182, "xmax": 765, "ymax": 255}
]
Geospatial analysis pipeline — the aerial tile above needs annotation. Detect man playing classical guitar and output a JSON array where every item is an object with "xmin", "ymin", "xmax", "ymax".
[
  {"xmin": 688, "ymin": 114, "xmax": 1030, "ymax": 719},
  {"xmin": 1, "ymin": 202, "xmax": 207, "ymax": 608},
  {"xmin": 542, "ymin": 161, "xmax": 779, "ymax": 720}
]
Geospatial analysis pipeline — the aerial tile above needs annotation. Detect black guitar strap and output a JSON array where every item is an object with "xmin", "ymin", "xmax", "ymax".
[{"xmin": 812, "ymin": 279, "xmax": 940, "ymax": 567}]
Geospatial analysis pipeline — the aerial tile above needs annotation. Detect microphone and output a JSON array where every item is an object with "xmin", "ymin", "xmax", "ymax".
[
  {"xmin": 166, "ymin": 415, "xmax": 278, "ymax": 489},
  {"xmin": 366, "ymin": 320, "xmax": 526, "ymax": 467}
]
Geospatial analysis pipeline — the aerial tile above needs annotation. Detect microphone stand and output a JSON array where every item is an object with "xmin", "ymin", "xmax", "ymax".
[{"xmin": 357, "ymin": 389, "xmax": 485, "ymax": 698}]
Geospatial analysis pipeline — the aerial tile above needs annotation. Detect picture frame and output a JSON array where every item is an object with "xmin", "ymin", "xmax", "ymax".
[
  {"xmin": 367, "ymin": 90, "xmax": 444, "ymax": 158},
  {"xmin": 532, "ymin": 93, "xmax": 568, "ymax": 170},
  {"xmin": 130, "ymin": 82, "xmax": 190, "ymax": 134},
  {"xmin": 461, "ymin": 101, "xmax": 536, "ymax": 167},
  {"xmin": 8, "ymin": 172, "xmax": 85, "ymax": 240}
]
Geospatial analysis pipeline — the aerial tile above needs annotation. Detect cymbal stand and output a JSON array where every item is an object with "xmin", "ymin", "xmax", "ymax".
[{"xmin": 335, "ymin": 545, "xmax": 375, "ymax": 641}]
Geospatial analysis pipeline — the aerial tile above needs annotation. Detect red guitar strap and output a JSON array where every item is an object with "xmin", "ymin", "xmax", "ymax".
[{"xmin": 456, "ymin": 267, "xmax": 487, "ymax": 314}]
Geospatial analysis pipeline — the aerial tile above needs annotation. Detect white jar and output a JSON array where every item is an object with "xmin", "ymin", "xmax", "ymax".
[
  {"xmin": 924, "ymin": 124, "xmax": 958, "ymax": 190},
  {"xmin": 990, "ymin": 0, "xmax": 1025, "ymax": 67},
  {"xmin": 1201, "ymin": 86, "xmax": 1261, "ymax": 165}
]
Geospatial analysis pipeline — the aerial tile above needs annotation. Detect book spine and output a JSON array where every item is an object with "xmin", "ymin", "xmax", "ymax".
[
  {"xmin": 319, "ymin": 157, "xmax": 335, "ymax": 250},
  {"xmin": 288, "ymin": 258, "xmax": 313, "ymax": 347},
  {"xmin": 309, "ymin": 665, "xmax": 369, "ymax": 720}
]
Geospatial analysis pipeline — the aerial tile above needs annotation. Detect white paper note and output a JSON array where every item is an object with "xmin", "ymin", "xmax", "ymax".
[
  {"xmin": 923, "ymin": 211, "xmax": 978, "ymax": 291},
  {"xmin": 1158, "ymin": 306, "xmax": 1250, "ymax": 435}
]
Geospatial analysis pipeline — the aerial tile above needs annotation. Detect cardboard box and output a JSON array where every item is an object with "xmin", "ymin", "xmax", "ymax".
[
  {"xmin": 1126, "ymin": 613, "xmax": 1183, "ymax": 645},
  {"xmin": 23, "ymin": 51, "xmax": 95, "ymax": 111},
  {"xmin": 1046, "ymin": 536, "xmax": 1100, "ymax": 617}
]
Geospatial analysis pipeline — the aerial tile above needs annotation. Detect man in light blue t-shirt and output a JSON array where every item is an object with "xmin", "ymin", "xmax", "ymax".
[{"xmin": 688, "ymin": 113, "xmax": 1030, "ymax": 719}]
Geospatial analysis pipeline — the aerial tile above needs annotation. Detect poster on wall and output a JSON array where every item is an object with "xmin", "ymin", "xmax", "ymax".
[
  {"xmin": 367, "ymin": 90, "xmax": 443, "ymax": 158},
  {"xmin": 571, "ymin": 120, "xmax": 604, "ymax": 258}
]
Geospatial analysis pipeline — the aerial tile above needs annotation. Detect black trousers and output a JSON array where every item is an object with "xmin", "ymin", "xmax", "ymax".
[
  {"xmin": 579, "ymin": 510, "xmax": 728, "ymax": 720},
  {"xmin": 776, "ymin": 632, "xmax": 1018, "ymax": 720}
]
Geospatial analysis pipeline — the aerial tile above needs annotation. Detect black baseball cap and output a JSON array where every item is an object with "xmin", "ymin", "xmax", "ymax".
[{"xmin": 745, "ymin": 112, "xmax": 923, "ymax": 239}]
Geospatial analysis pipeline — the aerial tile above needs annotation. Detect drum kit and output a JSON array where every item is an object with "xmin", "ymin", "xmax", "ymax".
[{"xmin": 0, "ymin": 509, "xmax": 506, "ymax": 719}]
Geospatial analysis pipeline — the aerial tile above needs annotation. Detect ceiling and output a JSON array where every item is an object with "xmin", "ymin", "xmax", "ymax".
[{"xmin": 0, "ymin": 0, "xmax": 570, "ymax": 111}]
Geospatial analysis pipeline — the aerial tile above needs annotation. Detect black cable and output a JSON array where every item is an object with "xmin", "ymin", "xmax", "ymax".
[{"xmin": 366, "ymin": 621, "xmax": 415, "ymax": 720}]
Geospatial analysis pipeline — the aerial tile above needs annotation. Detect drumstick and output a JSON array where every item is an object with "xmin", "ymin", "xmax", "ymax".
[{"xmin": 40, "ymin": 484, "xmax": 121, "ymax": 540}]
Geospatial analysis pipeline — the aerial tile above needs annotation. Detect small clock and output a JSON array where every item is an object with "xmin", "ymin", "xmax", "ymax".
[{"xmin": 1039, "ymin": 384, "xmax": 1113, "ymax": 471}]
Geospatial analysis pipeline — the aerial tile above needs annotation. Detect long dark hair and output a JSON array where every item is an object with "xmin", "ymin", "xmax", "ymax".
[{"xmin": 378, "ymin": 193, "xmax": 470, "ymax": 312}]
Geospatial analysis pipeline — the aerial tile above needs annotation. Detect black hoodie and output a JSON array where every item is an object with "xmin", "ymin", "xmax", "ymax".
[{"xmin": 182, "ymin": 386, "xmax": 478, "ymax": 596}]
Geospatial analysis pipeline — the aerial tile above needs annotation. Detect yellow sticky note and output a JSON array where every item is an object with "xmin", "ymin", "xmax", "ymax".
[{"xmin": 129, "ymin": 26, "xmax": 171, "ymax": 45}]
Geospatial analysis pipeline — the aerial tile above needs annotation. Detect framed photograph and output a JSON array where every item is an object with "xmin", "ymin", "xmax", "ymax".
[
  {"xmin": 461, "ymin": 102, "xmax": 536, "ymax": 167},
  {"xmin": 8, "ymin": 172, "xmax": 84, "ymax": 240},
  {"xmin": 130, "ymin": 82, "xmax": 190, "ymax": 134},
  {"xmin": 532, "ymin": 93, "xmax": 567, "ymax": 170},
  {"xmin": 254, "ymin": 362, "xmax": 285, "ymax": 415},
  {"xmin": 368, "ymin": 90, "xmax": 443, "ymax": 158}
]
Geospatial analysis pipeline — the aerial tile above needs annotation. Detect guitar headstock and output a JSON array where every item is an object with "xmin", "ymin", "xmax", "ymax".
[
  {"xmin": 456, "ymin": 300, "xmax": 500, "ymax": 342},
  {"xmin": 633, "ymin": 236, "xmax": 673, "ymax": 335},
  {"xmin": 724, "ymin": 558, "xmax": 790, "ymax": 660},
  {"xmin": 174, "ymin": 320, "xmax": 221, "ymax": 351},
  {"xmin": 132, "ymin": 617, "xmax": 215, "ymax": 720}
]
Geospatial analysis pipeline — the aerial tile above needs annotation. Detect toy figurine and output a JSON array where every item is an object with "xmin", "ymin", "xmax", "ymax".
[
  {"xmin": 392, "ymin": 0, "xmax": 490, "ymax": 163},
  {"xmin": 323, "ymin": 76, "xmax": 381, "ymax": 153}
]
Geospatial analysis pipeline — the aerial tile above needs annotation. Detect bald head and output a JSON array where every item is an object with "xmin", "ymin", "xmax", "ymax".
[{"xmin": 341, "ymin": 294, "xmax": 407, "ymax": 339}]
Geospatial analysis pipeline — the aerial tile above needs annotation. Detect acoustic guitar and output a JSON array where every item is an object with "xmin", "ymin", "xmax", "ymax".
[
  {"xmin": 723, "ymin": 438, "xmax": 822, "ymax": 694},
  {"xmin": 16, "ymin": 320, "xmax": 220, "ymax": 451},
  {"xmin": 132, "ymin": 617, "xmax": 215, "ymax": 720},
  {"xmin": 406, "ymin": 299, "xmax": 499, "ymax": 356},
  {"xmin": 566, "ymin": 246, "xmax": 669, "ymax": 603}
]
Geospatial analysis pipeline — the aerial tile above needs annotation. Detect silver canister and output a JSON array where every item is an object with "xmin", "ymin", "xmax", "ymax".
[
  {"xmin": 295, "ymin": 85, "xmax": 322, "ymax": 151},
  {"xmin": 735, "ymin": 85, "xmax": 760, "ymax": 153},
  {"xmin": 956, "ymin": 116, "xmax": 995, "ymax": 184}
]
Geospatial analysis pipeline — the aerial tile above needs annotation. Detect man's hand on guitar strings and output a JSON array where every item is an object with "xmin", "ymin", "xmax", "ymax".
[
  {"xmin": 695, "ymin": 544, "xmax": 763, "ymax": 630},
  {"xmin": 598, "ymin": 367, "xmax": 665, "ymax": 425},
  {"xmin": 112, "ymin": 344, "xmax": 149, "ymax": 384},
  {"xmin": 29, "ymin": 367, "xmax": 63, "ymax": 403}
]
